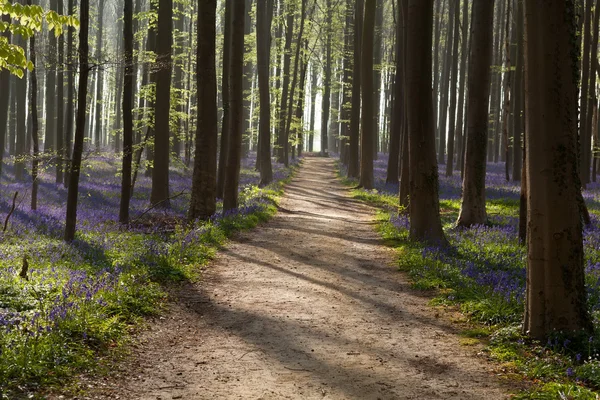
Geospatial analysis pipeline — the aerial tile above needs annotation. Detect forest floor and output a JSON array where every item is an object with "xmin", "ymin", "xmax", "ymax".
[{"xmin": 63, "ymin": 157, "xmax": 512, "ymax": 399}]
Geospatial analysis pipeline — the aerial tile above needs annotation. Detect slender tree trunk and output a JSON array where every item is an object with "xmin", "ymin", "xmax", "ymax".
[
  {"xmin": 217, "ymin": 0, "xmax": 232, "ymax": 198},
  {"xmin": 241, "ymin": 0, "xmax": 253, "ymax": 158},
  {"xmin": 512, "ymin": 0, "xmax": 524, "ymax": 181},
  {"xmin": 585, "ymin": 0, "xmax": 600, "ymax": 183},
  {"xmin": 523, "ymin": 0, "xmax": 592, "ymax": 339},
  {"xmin": 437, "ymin": 0, "xmax": 456, "ymax": 164},
  {"xmin": 432, "ymin": 0, "xmax": 445, "ymax": 148},
  {"xmin": 502, "ymin": 0, "xmax": 513, "ymax": 181},
  {"xmin": 257, "ymin": 0, "xmax": 273, "ymax": 185},
  {"xmin": 29, "ymin": 6, "xmax": 39, "ymax": 210},
  {"xmin": 64, "ymin": 0, "xmax": 75, "ymax": 187},
  {"xmin": 445, "ymin": 0, "xmax": 460, "ymax": 176},
  {"xmin": 223, "ymin": 0, "xmax": 245, "ymax": 211},
  {"xmin": 56, "ymin": 0, "xmax": 65, "ymax": 183},
  {"xmin": 309, "ymin": 64, "xmax": 318, "ymax": 152},
  {"xmin": 580, "ymin": 0, "xmax": 593, "ymax": 185},
  {"xmin": 456, "ymin": 0, "xmax": 495, "ymax": 227},
  {"xmin": 44, "ymin": 0, "xmax": 58, "ymax": 153},
  {"xmin": 320, "ymin": 0, "xmax": 333, "ymax": 156},
  {"xmin": 189, "ymin": 0, "xmax": 218, "ymax": 220},
  {"xmin": 93, "ymin": 0, "xmax": 105, "ymax": 149},
  {"xmin": 406, "ymin": 0, "xmax": 447, "ymax": 245},
  {"xmin": 0, "ymin": 12, "xmax": 10, "ymax": 179},
  {"xmin": 150, "ymin": 0, "xmax": 173, "ymax": 207},
  {"xmin": 65, "ymin": 0, "xmax": 89, "ymax": 242},
  {"xmin": 454, "ymin": 0, "xmax": 469, "ymax": 171},
  {"xmin": 372, "ymin": 0, "xmax": 384, "ymax": 157},
  {"xmin": 15, "ymin": 26, "xmax": 26, "ymax": 181},
  {"xmin": 277, "ymin": 1, "xmax": 295, "ymax": 161},
  {"xmin": 359, "ymin": 0, "xmax": 376, "ymax": 188},
  {"xmin": 386, "ymin": 0, "xmax": 403, "ymax": 184},
  {"xmin": 119, "ymin": 0, "xmax": 134, "ymax": 224},
  {"xmin": 348, "ymin": 0, "xmax": 364, "ymax": 177},
  {"xmin": 340, "ymin": 0, "xmax": 353, "ymax": 164}
]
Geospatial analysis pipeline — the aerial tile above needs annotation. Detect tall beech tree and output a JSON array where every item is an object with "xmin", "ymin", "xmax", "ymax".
[
  {"xmin": 119, "ymin": 0, "xmax": 134, "ymax": 224},
  {"xmin": 65, "ymin": 0, "xmax": 89, "ymax": 242},
  {"xmin": 0, "ymin": 13, "xmax": 10, "ymax": 178},
  {"xmin": 347, "ymin": 0, "xmax": 363, "ymax": 178},
  {"xmin": 256, "ymin": 0, "xmax": 273, "ymax": 185},
  {"xmin": 150, "ymin": 0, "xmax": 173, "ymax": 207},
  {"xmin": 406, "ymin": 0, "xmax": 447, "ymax": 245},
  {"xmin": 359, "ymin": 0, "xmax": 376, "ymax": 189},
  {"xmin": 216, "ymin": 0, "xmax": 232, "ymax": 198},
  {"xmin": 523, "ymin": 0, "xmax": 592, "ymax": 339},
  {"xmin": 189, "ymin": 0, "xmax": 218, "ymax": 220},
  {"xmin": 456, "ymin": 0, "xmax": 495, "ymax": 228},
  {"xmin": 223, "ymin": 0, "xmax": 245, "ymax": 212}
]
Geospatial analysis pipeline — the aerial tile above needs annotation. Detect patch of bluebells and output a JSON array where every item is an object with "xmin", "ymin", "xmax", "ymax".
[
  {"xmin": 0, "ymin": 151, "xmax": 298, "ymax": 389},
  {"xmin": 350, "ymin": 154, "xmax": 600, "ymax": 316}
]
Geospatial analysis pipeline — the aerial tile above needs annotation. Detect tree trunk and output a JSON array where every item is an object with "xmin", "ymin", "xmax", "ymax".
[
  {"xmin": 580, "ymin": 0, "xmax": 593, "ymax": 185},
  {"xmin": 359, "ymin": 0, "xmax": 376, "ymax": 189},
  {"xmin": 93, "ymin": 0, "xmax": 105, "ymax": 149},
  {"xmin": 348, "ymin": 0, "xmax": 363, "ymax": 178},
  {"xmin": 0, "ymin": 12, "xmax": 10, "ymax": 178},
  {"xmin": 454, "ymin": 0, "xmax": 469, "ymax": 171},
  {"xmin": 372, "ymin": 0, "xmax": 384, "ymax": 157},
  {"xmin": 406, "ymin": 0, "xmax": 447, "ymax": 245},
  {"xmin": 150, "ymin": 0, "xmax": 173, "ymax": 207},
  {"xmin": 217, "ymin": 0, "xmax": 232, "ymax": 198},
  {"xmin": 223, "ymin": 0, "xmax": 245, "ymax": 212},
  {"xmin": 56, "ymin": 0, "xmax": 65, "ymax": 183},
  {"xmin": 119, "ymin": 0, "xmax": 134, "ymax": 224},
  {"xmin": 445, "ymin": 0, "xmax": 460, "ymax": 176},
  {"xmin": 241, "ymin": 0, "xmax": 253, "ymax": 158},
  {"xmin": 386, "ymin": 0, "xmax": 403, "ymax": 184},
  {"xmin": 277, "ymin": 1, "xmax": 295, "ymax": 162},
  {"xmin": 64, "ymin": 0, "xmax": 75, "ymax": 187},
  {"xmin": 512, "ymin": 0, "xmax": 524, "ymax": 181},
  {"xmin": 256, "ymin": 0, "xmax": 273, "ymax": 185},
  {"xmin": 523, "ymin": 0, "xmax": 592, "ymax": 339},
  {"xmin": 437, "ymin": 0, "xmax": 456, "ymax": 164},
  {"xmin": 340, "ymin": 0, "xmax": 353, "ymax": 164},
  {"xmin": 65, "ymin": 0, "xmax": 89, "ymax": 242},
  {"xmin": 29, "ymin": 6, "xmax": 39, "ymax": 210},
  {"xmin": 188, "ymin": 0, "xmax": 218, "ymax": 220},
  {"xmin": 308, "ymin": 64, "xmax": 318, "ymax": 152},
  {"xmin": 14, "ymin": 26, "xmax": 26, "ymax": 181},
  {"xmin": 320, "ymin": 0, "xmax": 333, "ymax": 156},
  {"xmin": 456, "ymin": 0, "xmax": 495, "ymax": 228}
]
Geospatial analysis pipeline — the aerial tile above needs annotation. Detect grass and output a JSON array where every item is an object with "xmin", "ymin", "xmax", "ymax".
[
  {"xmin": 337, "ymin": 157, "xmax": 600, "ymax": 398},
  {"xmin": 0, "ymin": 153, "xmax": 299, "ymax": 398}
]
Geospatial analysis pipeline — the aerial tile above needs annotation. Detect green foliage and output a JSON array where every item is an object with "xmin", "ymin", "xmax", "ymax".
[{"xmin": 0, "ymin": 0, "xmax": 77, "ymax": 77}]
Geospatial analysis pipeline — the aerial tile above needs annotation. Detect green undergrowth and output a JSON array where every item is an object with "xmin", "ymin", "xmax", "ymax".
[
  {"xmin": 0, "ymin": 162, "xmax": 298, "ymax": 398},
  {"xmin": 337, "ymin": 164, "xmax": 600, "ymax": 398}
]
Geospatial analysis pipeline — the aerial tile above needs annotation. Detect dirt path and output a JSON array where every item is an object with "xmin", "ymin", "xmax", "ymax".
[{"xmin": 77, "ymin": 157, "xmax": 509, "ymax": 399}]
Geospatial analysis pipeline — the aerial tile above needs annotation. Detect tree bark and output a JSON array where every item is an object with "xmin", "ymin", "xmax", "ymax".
[
  {"xmin": 256, "ymin": 0, "xmax": 273, "ymax": 185},
  {"xmin": 512, "ymin": 0, "xmax": 524, "ymax": 181},
  {"xmin": 580, "ymin": 0, "xmax": 593, "ymax": 185},
  {"xmin": 523, "ymin": 0, "xmax": 592, "ymax": 339},
  {"xmin": 223, "ymin": 0, "xmax": 245, "ymax": 212},
  {"xmin": 93, "ymin": 0, "xmax": 105, "ymax": 149},
  {"xmin": 29, "ymin": 4, "xmax": 39, "ymax": 210},
  {"xmin": 359, "ymin": 0, "xmax": 376, "ymax": 189},
  {"xmin": 456, "ymin": 0, "xmax": 495, "ymax": 228},
  {"xmin": 0, "ymin": 12, "xmax": 10, "ymax": 178},
  {"xmin": 445, "ymin": 0, "xmax": 460, "ymax": 176},
  {"xmin": 348, "ymin": 0, "xmax": 363, "ymax": 178},
  {"xmin": 216, "ymin": 0, "xmax": 232, "ymax": 198},
  {"xmin": 65, "ymin": 0, "xmax": 89, "ymax": 242},
  {"xmin": 406, "ymin": 0, "xmax": 447, "ymax": 245},
  {"xmin": 454, "ymin": 0, "xmax": 469, "ymax": 172},
  {"xmin": 150, "ymin": 0, "xmax": 173, "ymax": 207},
  {"xmin": 119, "ymin": 0, "xmax": 134, "ymax": 224},
  {"xmin": 188, "ymin": 0, "xmax": 218, "ymax": 220}
]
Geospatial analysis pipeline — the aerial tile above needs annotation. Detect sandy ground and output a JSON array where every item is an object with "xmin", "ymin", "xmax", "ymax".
[{"xmin": 63, "ymin": 157, "xmax": 511, "ymax": 399}]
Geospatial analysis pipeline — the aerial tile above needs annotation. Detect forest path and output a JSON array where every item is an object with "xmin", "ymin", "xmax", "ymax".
[{"xmin": 80, "ymin": 157, "xmax": 510, "ymax": 399}]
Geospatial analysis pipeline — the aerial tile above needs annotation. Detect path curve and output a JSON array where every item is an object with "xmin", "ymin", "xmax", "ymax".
[{"xmin": 77, "ymin": 157, "xmax": 509, "ymax": 399}]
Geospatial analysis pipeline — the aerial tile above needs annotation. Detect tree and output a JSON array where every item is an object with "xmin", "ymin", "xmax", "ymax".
[
  {"xmin": 444, "ymin": 0, "xmax": 459, "ymax": 177},
  {"xmin": 0, "ymin": 12, "xmax": 10, "ymax": 178},
  {"xmin": 347, "ymin": 0, "xmax": 363, "ymax": 178},
  {"xmin": 93, "ymin": 0, "xmax": 105, "ymax": 149},
  {"xmin": 256, "ymin": 0, "xmax": 273, "ymax": 185},
  {"xmin": 277, "ymin": 0, "xmax": 295, "ymax": 162},
  {"xmin": 359, "ymin": 0, "xmax": 376, "ymax": 189},
  {"xmin": 406, "ymin": 0, "xmax": 447, "ymax": 245},
  {"xmin": 119, "ymin": 0, "xmax": 134, "ymax": 224},
  {"xmin": 223, "ymin": 0, "xmax": 245, "ymax": 212},
  {"xmin": 188, "ymin": 0, "xmax": 218, "ymax": 220},
  {"xmin": 523, "ymin": 0, "xmax": 592, "ymax": 339},
  {"xmin": 320, "ymin": 0, "xmax": 332, "ymax": 156},
  {"xmin": 216, "ymin": 0, "xmax": 232, "ymax": 198},
  {"xmin": 29, "ymin": 1, "xmax": 39, "ymax": 210},
  {"xmin": 65, "ymin": 0, "xmax": 89, "ymax": 242},
  {"xmin": 456, "ymin": 0, "xmax": 495, "ymax": 228},
  {"xmin": 150, "ymin": 0, "xmax": 173, "ymax": 207}
]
